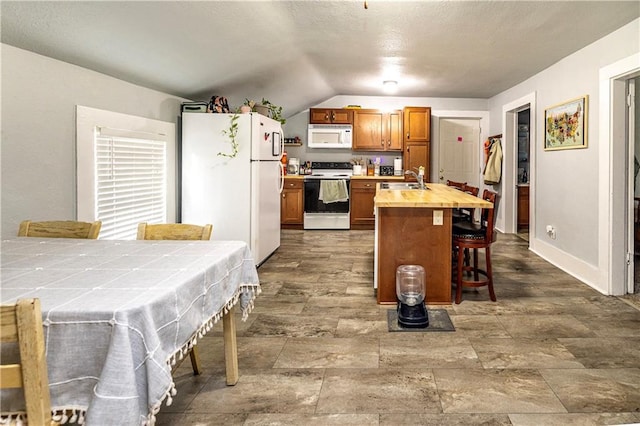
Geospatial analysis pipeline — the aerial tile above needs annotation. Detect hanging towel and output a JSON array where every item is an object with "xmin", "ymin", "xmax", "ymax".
[
  {"xmin": 483, "ymin": 139, "xmax": 503, "ymax": 185},
  {"xmin": 319, "ymin": 179, "xmax": 349, "ymax": 203}
]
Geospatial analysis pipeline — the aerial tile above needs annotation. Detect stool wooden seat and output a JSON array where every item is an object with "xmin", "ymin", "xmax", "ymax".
[
  {"xmin": 136, "ymin": 222, "xmax": 213, "ymax": 375},
  {"xmin": 452, "ymin": 190, "xmax": 498, "ymax": 304}
]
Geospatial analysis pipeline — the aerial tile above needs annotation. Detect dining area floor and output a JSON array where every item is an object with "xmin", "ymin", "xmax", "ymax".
[{"xmin": 156, "ymin": 230, "xmax": 640, "ymax": 426}]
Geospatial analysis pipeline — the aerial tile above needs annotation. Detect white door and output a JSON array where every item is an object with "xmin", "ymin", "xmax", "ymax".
[
  {"xmin": 438, "ymin": 118, "xmax": 481, "ymax": 187},
  {"xmin": 251, "ymin": 160, "xmax": 281, "ymax": 265}
]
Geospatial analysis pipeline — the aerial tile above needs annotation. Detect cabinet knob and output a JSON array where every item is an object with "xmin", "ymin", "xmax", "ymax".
[
  {"xmin": 365, "ymin": 184, "xmax": 371, "ymax": 187},
  {"xmin": 325, "ymin": 113, "xmax": 329, "ymax": 121},
  {"xmin": 331, "ymin": 112, "xmax": 336, "ymax": 121},
  {"xmin": 406, "ymin": 132, "xmax": 410, "ymax": 139}
]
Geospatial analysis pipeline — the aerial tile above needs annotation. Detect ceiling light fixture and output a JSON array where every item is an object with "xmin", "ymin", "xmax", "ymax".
[{"xmin": 383, "ymin": 80, "xmax": 398, "ymax": 94}]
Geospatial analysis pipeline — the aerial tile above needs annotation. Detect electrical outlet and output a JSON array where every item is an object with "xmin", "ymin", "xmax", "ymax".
[
  {"xmin": 433, "ymin": 210, "xmax": 443, "ymax": 226},
  {"xmin": 546, "ymin": 225, "xmax": 556, "ymax": 239}
]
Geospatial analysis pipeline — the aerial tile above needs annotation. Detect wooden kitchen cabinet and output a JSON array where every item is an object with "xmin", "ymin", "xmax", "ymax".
[
  {"xmin": 309, "ymin": 108, "xmax": 353, "ymax": 125},
  {"xmin": 353, "ymin": 109, "xmax": 403, "ymax": 151},
  {"xmin": 517, "ymin": 185, "xmax": 530, "ymax": 230},
  {"xmin": 403, "ymin": 106, "xmax": 431, "ymax": 143},
  {"xmin": 350, "ymin": 179, "xmax": 386, "ymax": 230},
  {"xmin": 402, "ymin": 107, "xmax": 431, "ymax": 180},
  {"xmin": 281, "ymin": 178, "xmax": 303, "ymax": 229},
  {"xmin": 404, "ymin": 142, "xmax": 430, "ymax": 181}
]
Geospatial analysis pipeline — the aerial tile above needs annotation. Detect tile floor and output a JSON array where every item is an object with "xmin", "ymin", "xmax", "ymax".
[{"xmin": 156, "ymin": 230, "xmax": 640, "ymax": 426}]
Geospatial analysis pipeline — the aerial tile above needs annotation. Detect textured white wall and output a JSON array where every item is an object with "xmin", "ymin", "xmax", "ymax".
[
  {"xmin": 487, "ymin": 19, "xmax": 640, "ymax": 269},
  {"xmin": 1, "ymin": 45, "xmax": 188, "ymax": 238}
]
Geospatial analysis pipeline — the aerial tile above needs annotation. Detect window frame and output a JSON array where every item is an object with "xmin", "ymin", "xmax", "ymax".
[{"xmin": 76, "ymin": 105, "xmax": 176, "ymax": 238}]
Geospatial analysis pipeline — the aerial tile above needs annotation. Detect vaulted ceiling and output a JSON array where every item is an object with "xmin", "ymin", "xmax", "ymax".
[{"xmin": 2, "ymin": 1, "xmax": 639, "ymax": 117}]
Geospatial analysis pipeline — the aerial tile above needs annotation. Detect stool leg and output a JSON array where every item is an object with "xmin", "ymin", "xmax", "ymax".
[
  {"xmin": 473, "ymin": 248, "xmax": 479, "ymax": 281},
  {"xmin": 456, "ymin": 244, "xmax": 464, "ymax": 304},
  {"xmin": 486, "ymin": 246, "xmax": 496, "ymax": 302}
]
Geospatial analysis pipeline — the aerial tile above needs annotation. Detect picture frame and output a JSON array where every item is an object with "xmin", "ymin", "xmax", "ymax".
[{"xmin": 544, "ymin": 95, "xmax": 588, "ymax": 151}]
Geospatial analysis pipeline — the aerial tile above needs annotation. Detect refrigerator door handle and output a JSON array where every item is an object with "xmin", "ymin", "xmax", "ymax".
[
  {"xmin": 272, "ymin": 131, "xmax": 282, "ymax": 157},
  {"xmin": 278, "ymin": 161, "xmax": 285, "ymax": 193}
]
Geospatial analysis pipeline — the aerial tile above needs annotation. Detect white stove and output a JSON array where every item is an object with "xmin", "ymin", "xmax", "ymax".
[{"xmin": 303, "ymin": 162, "xmax": 352, "ymax": 230}]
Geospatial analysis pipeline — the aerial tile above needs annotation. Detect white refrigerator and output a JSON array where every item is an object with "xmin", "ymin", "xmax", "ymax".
[{"xmin": 181, "ymin": 112, "xmax": 284, "ymax": 265}]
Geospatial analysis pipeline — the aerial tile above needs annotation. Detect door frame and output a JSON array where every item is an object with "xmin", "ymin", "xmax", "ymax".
[
  {"xmin": 431, "ymin": 110, "xmax": 489, "ymax": 197},
  {"xmin": 599, "ymin": 52, "xmax": 640, "ymax": 296},
  {"xmin": 501, "ymin": 92, "xmax": 537, "ymax": 239},
  {"xmin": 627, "ymin": 78, "xmax": 636, "ymax": 294}
]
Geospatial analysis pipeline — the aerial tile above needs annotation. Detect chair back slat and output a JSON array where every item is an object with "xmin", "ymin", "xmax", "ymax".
[
  {"xmin": 137, "ymin": 223, "xmax": 213, "ymax": 241},
  {"xmin": 18, "ymin": 220, "xmax": 102, "ymax": 239}
]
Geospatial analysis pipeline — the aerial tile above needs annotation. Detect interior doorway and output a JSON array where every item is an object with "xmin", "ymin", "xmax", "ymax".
[{"xmin": 516, "ymin": 109, "xmax": 530, "ymax": 241}]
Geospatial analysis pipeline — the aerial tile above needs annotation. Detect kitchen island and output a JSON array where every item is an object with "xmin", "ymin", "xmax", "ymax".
[{"xmin": 374, "ymin": 183, "xmax": 493, "ymax": 304}]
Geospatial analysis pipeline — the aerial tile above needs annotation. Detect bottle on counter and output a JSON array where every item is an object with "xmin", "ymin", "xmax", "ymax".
[
  {"xmin": 367, "ymin": 160, "xmax": 374, "ymax": 176},
  {"xmin": 281, "ymin": 151, "xmax": 288, "ymax": 175}
]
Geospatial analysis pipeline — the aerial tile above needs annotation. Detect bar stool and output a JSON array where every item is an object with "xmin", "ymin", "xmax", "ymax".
[
  {"xmin": 446, "ymin": 180, "xmax": 467, "ymax": 223},
  {"xmin": 452, "ymin": 189, "xmax": 498, "ymax": 304}
]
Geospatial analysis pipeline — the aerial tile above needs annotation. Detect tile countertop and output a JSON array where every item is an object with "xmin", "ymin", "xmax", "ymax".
[{"xmin": 375, "ymin": 183, "xmax": 494, "ymax": 208}]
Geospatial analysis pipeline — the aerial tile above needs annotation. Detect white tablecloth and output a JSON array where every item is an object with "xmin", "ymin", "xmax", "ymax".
[{"xmin": 0, "ymin": 238, "xmax": 260, "ymax": 425}]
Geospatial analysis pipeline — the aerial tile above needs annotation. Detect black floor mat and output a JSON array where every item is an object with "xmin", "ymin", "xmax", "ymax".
[{"xmin": 387, "ymin": 308, "xmax": 455, "ymax": 332}]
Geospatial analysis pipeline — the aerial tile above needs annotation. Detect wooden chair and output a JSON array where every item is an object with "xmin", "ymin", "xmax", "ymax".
[
  {"xmin": 18, "ymin": 220, "xmax": 101, "ymax": 239},
  {"xmin": 452, "ymin": 190, "xmax": 498, "ymax": 304},
  {"xmin": 0, "ymin": 299, "xmax": 58, "ymax": 425},
  {"xmin": 136, "ymin": 222, "xmax": 213, "ymax": 375}
]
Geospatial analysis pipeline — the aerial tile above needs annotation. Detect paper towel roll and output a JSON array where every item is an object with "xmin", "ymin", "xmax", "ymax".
[{"xmin": 394, "ymin": 157, "xmax": 403, "ymax": 176}]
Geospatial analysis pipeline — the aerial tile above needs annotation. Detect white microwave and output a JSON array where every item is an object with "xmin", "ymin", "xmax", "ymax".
[{"xmin": 307, "ymin": 124, "xmax": 353, "ymax": 149}]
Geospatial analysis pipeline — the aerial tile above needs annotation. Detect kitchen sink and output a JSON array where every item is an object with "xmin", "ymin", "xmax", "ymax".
[{"xmin": 379, "ymin": 182, "xmax": 423, "ymax": 190}]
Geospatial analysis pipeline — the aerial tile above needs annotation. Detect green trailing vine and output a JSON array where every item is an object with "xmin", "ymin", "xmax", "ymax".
[{"xmin": 218, "ymin": 113, "xmax": 240, "ymax": 158}]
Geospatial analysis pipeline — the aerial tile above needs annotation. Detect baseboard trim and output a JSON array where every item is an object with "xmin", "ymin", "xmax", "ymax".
[{"xmin": 529, "ymin": 237, "xmax": 604, "ymax": 295}]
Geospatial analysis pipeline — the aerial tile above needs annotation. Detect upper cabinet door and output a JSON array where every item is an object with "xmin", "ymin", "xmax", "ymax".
[
  {"xmin": 353, "ymin": 109, "xmax": 403, "ymax": 151},
  {"xmin": 387, "ymin": 110, "xmax": 403, "ymax": 151},
  {"xmin": 353, "ymin": 110, "xmax": 385, "ymax": 150},
  {"xmin": 309, "ymin": 108, "xmax": 353, "ymax": 125},
  {"xmin": 403, "ymin": 107, "xmax": 431, "ymax": 142}
]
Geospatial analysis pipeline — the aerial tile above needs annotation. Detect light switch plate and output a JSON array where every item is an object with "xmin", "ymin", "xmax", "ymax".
[{"xmin": 433, "ymin": 210, "xmax": 443, "ymax": 225}]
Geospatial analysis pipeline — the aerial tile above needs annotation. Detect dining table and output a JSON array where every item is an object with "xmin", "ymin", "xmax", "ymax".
[{"xmin": 0, "ymin": 237, "xmax": 261, "ymax": 425}]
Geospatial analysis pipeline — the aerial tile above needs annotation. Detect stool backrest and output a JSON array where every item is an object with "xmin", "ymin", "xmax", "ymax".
[
  {"xmin": 446, "ymin": 180, "xmax": 466, "ymax": 190},
  {"xmin": 481, "ymin": 190, "xmax": 499, "ymax": 242}
]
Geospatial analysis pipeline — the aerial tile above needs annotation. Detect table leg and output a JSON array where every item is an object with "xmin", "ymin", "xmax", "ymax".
[{"xmin": 222, "ymin": 305, "xmax": 239, "ymax": 385}]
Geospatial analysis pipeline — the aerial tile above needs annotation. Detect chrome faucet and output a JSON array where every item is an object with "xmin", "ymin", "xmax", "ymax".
[{"xmin": 404, "ymin": 168, "xmax": 425, "ymax": 190}]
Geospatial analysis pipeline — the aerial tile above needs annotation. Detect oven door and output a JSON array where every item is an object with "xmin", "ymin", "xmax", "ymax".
[{"xmin": 304, "ymin": 179, "xmax": 350, "ymax": 213}]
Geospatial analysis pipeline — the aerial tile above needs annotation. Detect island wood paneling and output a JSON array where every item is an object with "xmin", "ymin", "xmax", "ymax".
[{"xmin": 377, "ymin": 207, "xmax": 452, "ymax": 304}]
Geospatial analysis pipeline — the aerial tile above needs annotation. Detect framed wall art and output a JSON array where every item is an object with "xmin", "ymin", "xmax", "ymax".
[{"xmin": 544, "ymin": 95, "xmax": 588, "ymax": 151}]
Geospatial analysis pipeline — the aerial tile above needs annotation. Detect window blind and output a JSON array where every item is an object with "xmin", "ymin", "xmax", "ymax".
[{"xmin": 95, "ymin": 131, "xmax": 167, "ymax": 240}]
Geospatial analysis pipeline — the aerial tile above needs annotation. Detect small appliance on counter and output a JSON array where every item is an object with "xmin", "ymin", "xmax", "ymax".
[
  {"xmin": 288, "ymin": 158, "xmax": 300, "ymax": 175},
  {"xmin": 380, "ymin": 165, "xmax": 394, "ymax": 176}
]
